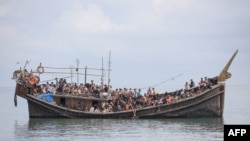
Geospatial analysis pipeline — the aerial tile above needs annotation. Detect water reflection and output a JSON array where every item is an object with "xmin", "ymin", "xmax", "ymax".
[{"xmin": 14, "ymin": 118, "xmax": 223, "ymax": 141}]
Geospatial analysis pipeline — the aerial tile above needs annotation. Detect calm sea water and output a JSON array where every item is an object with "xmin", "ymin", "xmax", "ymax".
[{"xmin": 0, "ymin": 85, "xmax": 249, "ymax": 141}]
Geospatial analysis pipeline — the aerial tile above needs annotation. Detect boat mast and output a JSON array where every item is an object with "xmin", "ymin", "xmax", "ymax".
[
  {"xmin": 101, "ymin": 57, "xmax": 104, "ymax": 85},
  {"xmin": 70, "ymin": 66, "xmax": 73, "ymax": 83},
  {"xmin": 76, "ymin": 58, "xmax": 80, "ymax": 85},
  {"xmin": 84, "ymin": 66, "xmax": 87, "ymax": 85},
  {"xmin": 108, "ymin": 50, "xmax": 111, "ymax": 89}
]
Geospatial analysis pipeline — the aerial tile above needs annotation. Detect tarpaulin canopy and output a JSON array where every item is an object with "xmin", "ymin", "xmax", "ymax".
[{"xmin": 37, "ymin": 93, "xmax": 54, "ymax": 103}]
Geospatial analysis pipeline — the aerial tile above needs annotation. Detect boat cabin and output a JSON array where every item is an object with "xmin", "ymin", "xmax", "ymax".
[{"xmin": 52, "ymin": 94, "xmax": 110, "ymax": 111}]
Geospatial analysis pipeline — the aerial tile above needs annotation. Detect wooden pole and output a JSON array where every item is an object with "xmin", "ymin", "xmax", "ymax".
[{"xmin": 85, "ymin": 66, "xmax": 87, "ymax": 85}]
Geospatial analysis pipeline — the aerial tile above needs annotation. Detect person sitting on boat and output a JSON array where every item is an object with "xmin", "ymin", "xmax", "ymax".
[
  {"xmin": 166, "ymin": 95, "xmax": 173, "ymax": 104},
  {"xmin": 142, "ymin": 94, "xmax": 148, "ymax": 107},
  {"xmin": 118, "ymin": 88, "xmax": 123, "ymax": 96},
  {"xmin": 52, "ymin": 84, "xmax": 57, "ymax": 94},
  {"xmin": 204, "ymin": 77, "xmax": 209, "ymax": 85},
  {"xmin": 112, "ymin": 88, "xmax": 119, "ymax": 97},
  {"xmin": 204, "ymin": 77, "xmax": 212, "ymax": 89},
  {"xmin": 72, "ymin": 84, "xmax": 78, "ymax": 95},
  {"xmin": 152, "ymin": 88, "xmax": 158, "ymax": 96},
  {"xmin": 197, "ymin": 78, "xmax": 204, "ymax": 92},
  {"xmin": 147, "ymin": 87, "xmax": 152, "ymax": 96},
  {"xmin": 130, "ymin": 100, "xmax": 137, "ymax": 116},
  {"xmin": 62, "ymin": 85, "xmax": 69, "ymax": 94},
  {"xmin": 200, "ymin": 77, "xmax": 205, "ymax": 85},
  {"xmin": 94, "ymin": 108, "xmax": 100, "ymax": 112},
  {"xmin": 40, "ymin": 85, "xmax": 47, "ymax": 93},
  {"xmin": 122, "ymin": 88, "xmax": 128, "ymax": 101},
  {"xmin": 47, "ymin": 83, "xmax": 55, "ymax": 94},
  {"xmin": 174, "ymin": 95, "xmax": 180, "ymax": 102},
  {"xmin": 89, "ymin": 106, "xmax": 95, "ymax": 112},
  {"xmin": 108, "ymin": 103, "xmax": 114, "ymax": 112},
  {"xmin": 73, "ymin": 86, "xmax": 81, "ymax": 95},
  {"xmin": 135, "ymin": 96, "xmax": 143, "ymax": 108},
  {"xmin": 158, "ymin": 97, "xmax": 164, "ymax": 105},
  {"xmin": 128, "ymin": 88, "xmax": 134, "ymax": 99},
  {"xmin": 119, "ymin": 99, "xmax": 126, "ymax": 111}
]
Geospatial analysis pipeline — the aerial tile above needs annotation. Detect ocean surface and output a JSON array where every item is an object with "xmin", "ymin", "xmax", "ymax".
[{"xmin": 0, "ymin": 85, "xmax": 249, "ymax": 141}]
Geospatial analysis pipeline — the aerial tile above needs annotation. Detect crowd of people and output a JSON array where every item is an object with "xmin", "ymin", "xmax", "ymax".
[
  {"xmin": 33, "ymin": 76, "xmax": 216, "ymax": 113},
  {"xmin": 37, "ymin": 78, "xmax": 110, "ymax": 96},
  {"xmin": 13, "ymin": 67, "xmax": 218, "ymax": 113}
]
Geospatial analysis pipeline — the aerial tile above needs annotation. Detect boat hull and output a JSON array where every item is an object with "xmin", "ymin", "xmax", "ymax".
[{"xmin": 24, "ymin": 84, "xmax": 225, "ymax": 119}]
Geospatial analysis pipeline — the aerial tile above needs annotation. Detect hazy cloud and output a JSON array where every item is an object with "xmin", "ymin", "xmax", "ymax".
[
  {"xmin": 53, "ymin": 1, "xmax": 117, "ymax": 34},
  {"xmin": 0, "ymin": 0, "xmax": 249, "ymax": 90}
]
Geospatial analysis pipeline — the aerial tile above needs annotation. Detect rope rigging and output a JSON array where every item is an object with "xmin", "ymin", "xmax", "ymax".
[
  {"xmin": 139, "ymin": 73, "xmax": 183, "ymax": 90},
  {"xmin": 33, "ymin": 64, "xmax": 107, "ymax": 84},
  {"xmin": 43, "ymin": 66, "xmax": 104, "ymax": 71}
]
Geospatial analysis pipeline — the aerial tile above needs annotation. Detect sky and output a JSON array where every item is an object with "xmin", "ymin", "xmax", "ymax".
[{"xmin": 0, "ymin": 0, "xmax": 250, "ymax": 93}]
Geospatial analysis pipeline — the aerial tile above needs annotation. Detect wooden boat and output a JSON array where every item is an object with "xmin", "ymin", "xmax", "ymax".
[{"xmin": 12, "ymin": 50, "xmax": 238, "ymax": 119}]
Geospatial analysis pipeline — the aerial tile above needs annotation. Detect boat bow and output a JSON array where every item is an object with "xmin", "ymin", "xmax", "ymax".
[{"xmin": 218, "ymin": 49, "xmax": 238, "ymax": 82}]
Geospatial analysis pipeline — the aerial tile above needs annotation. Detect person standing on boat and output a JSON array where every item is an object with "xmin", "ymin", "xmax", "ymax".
[
  {"xmin": 189, "ymin": 79, "xmax": 195, "ymax": 88},
  {"xmin": 90, "ymin": 80, "xmax": 96, "ymax": 91},
  {"xmin": 104, "ymin": 84, "xmax": 109, "ymax": 92},
  {"xmin": 134, "ymin": 88, "xmax": 142, "ymax": 98},
  {"xmin": 100, "ymin": 82, "xmax": 104, "ymax": 92},
  {"xmin": 55, "ymin": 77, "xmax": 59, "ymax": 88},
  {"xmin": 185, "ymin": 81, "xmax": 189, "ymax": 89},
  {"xmin": 46, "ymin": 82, "xmax": 49, "ymax": 90}
]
